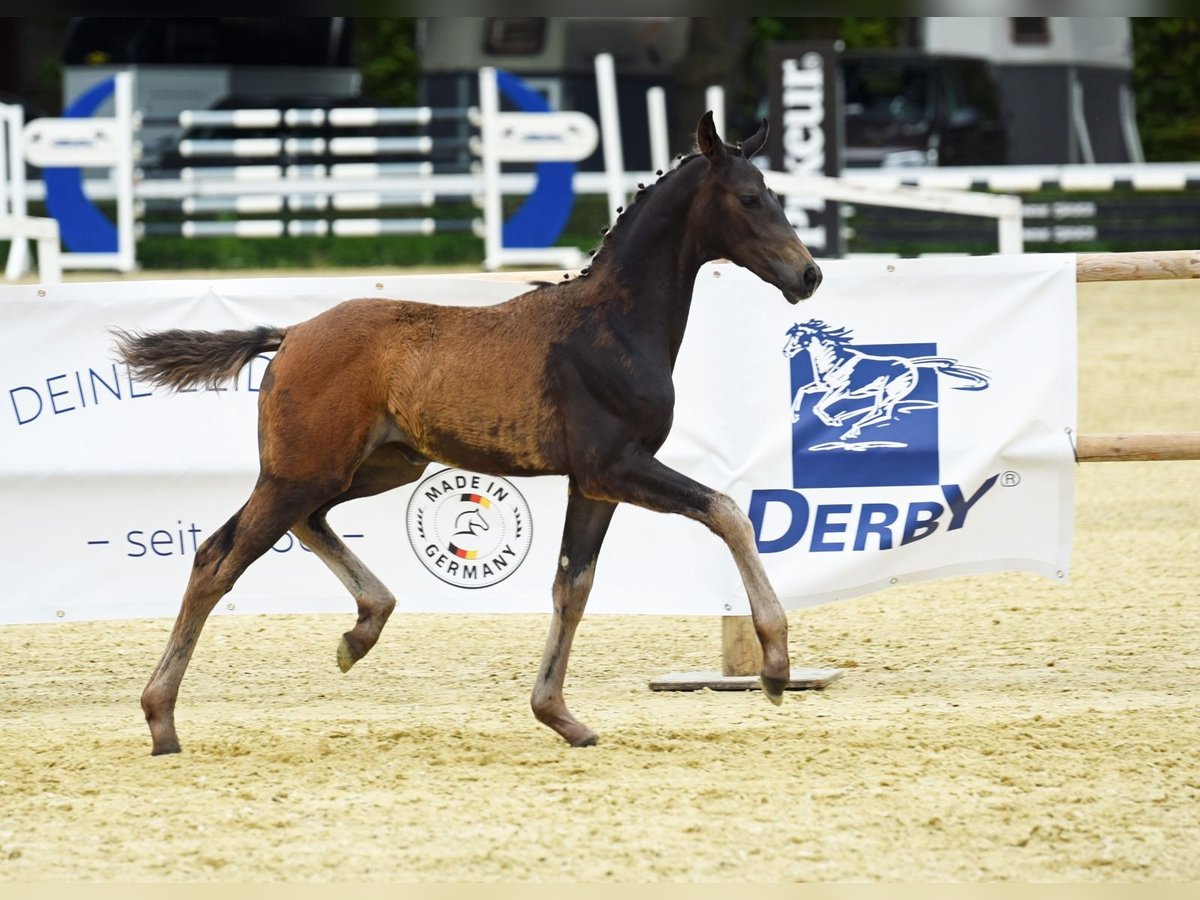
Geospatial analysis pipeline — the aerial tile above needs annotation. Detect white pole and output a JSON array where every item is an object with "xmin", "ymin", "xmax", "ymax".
[
  {"xmin": 996, "ymin": 195, "xmax": 1025, "ymax": 255},
  {"xmin": 3, "ymin": 103, "xmax": 29, "ymax": 281},
  {"xmin": 594, "ymin": 53, "xmax": 625, "ymax": 225},
  {"xmin": 646, "ymin": 86, "xmax": 669, "ymax": 173},
  {"xmin": 114, "ymin": 71, "xmax": 136, "ymax": 272},
  {"xmin": 35, "ymin": 219, "xmax": 62, "ymax": 283},
  {"xmin": 705, "ymin": 85, "xmax": 726, "ymax": 140},
  {"xmin": 0, "ymin": 106, "xmax": 10, "ymax": 219},
  {"xmin": 477, "ymin": 66, "xmax": 503, "ymax": 270},
  {"xmin": 1069, "ymin": 72, "xmax": 1095, "ymax": 165},
  {"xmin": 1118, "ymin": 84, "xmax": 1145, "ymax": 165}
]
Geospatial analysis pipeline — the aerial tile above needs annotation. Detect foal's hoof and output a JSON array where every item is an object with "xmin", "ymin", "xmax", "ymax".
[
  {"xmin": 760, "ymin": 675, "xmax": 787, "ymax": 706},
  {"xmin": 146, "ymin": 716, "xmax": 181, "ymax": 756},
  {"xmin": 570, "ymin": 731, "xmax": 599, "ymax": 748},
  {"xmin": 336, "ymin": 636, "xmax": 358, "ymax": 673}
]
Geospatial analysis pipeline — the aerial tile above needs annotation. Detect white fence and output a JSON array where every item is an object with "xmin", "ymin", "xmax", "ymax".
[
  {"xmin": 11, "ymin": 54, "xmax": 1200, "ymax": 283},
  {"xmin": 0, "ymin": 99, "xmax": 62, "ymax": 282},
  {"xmin": 0, "ymin": 57, "xmax": 1045, "ymax": 280}
]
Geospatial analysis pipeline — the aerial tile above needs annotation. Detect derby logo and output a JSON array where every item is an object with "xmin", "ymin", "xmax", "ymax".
[{"xmin": 406, "ymin": 468, "xmax": 533, "ymax": 589}]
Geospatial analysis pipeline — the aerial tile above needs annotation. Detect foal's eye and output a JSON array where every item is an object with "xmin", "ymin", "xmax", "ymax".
[{"xmin": 739, "ymin": 194, "xmax": 759, "ymax": 208}]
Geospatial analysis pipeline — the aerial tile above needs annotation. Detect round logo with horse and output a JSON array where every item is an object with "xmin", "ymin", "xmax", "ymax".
[{"xmin": 406, "ymin": 468, "xmax": 533, "ymax": 589}]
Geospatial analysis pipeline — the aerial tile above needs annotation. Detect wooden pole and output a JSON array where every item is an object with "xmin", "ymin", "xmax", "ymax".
[
  {"xmin": 1075, "ymin": 432, "xmax": 1200, "ymax": 462},
  {"xmin": 720, "ymin": 616, "xmax": 761, "ymax": 676},
  {"xmin": 721, "ymin": 615, "xmax": 762, "ymax": 676},
  {"xmin": 1076, "ymin": 249, "xmax": 1200, "ymax": 282}
]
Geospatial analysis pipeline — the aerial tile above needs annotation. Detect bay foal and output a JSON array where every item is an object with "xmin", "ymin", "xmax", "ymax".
[{"xmin": 116, "ymin": 112, "xmax": 823, "ymax": 754}]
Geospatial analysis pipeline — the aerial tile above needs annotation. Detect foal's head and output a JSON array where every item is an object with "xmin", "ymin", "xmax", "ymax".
[{"xmin": 691, "ymin": 111, "xmax": 822, "ymax": 304}]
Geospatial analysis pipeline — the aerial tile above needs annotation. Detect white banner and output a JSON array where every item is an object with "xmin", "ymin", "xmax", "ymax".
[
  {"xmin": 682, "ymin": 255, "xmax": 1077, "ymax": 610},
  {"xmin": 0, "ymin": 256, "xmax": 1076, "ymax": 624}
]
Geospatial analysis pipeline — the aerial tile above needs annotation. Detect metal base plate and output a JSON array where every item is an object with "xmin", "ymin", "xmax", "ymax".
[{"xmin": 648, "ymin": 668, "xmax": 845, "ymax": 692}]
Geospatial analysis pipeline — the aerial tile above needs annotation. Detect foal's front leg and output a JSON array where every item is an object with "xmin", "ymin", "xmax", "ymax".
[
  {"xmin": 582, "ymin": 454, "xmax": 791, "ymax": 701},
  {"xmin": 532, "ymin": 483, "xmax": 616, "ymax": 746}
]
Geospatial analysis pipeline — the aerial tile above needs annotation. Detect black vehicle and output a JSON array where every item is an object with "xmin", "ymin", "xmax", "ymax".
[{"xmin": 840, "ymin": 51, "xmax": 1007, "ymax": 168}]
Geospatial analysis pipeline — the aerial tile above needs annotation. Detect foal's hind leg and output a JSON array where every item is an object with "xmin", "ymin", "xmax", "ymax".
[
  {"xmin": 290, "ymin": 514, "xmax": 395, "ymax": 672},
  {"xmin": 141, "ymin": 478, "xmax": 325, "ymax": 755},
  {"xmin": 531, "ymin": 484, "xmax": 617, "ymax": 747},
  {"xmin": 294, "ymin": 444, "xmax": 430, "ymax": 672}
]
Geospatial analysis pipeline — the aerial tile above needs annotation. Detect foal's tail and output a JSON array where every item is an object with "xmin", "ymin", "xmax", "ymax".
[{"xmin": 112, "ymin": 325, "xmax": 287, "ymax": 391}]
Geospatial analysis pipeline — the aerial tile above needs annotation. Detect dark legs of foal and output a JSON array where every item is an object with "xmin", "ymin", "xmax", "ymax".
[
  {"xmin": 532, "ymin": 458, "xmax": 790, "ymax": 747},
  {"xmin": 617, "ymin": 455, "xmax": 791, "ymax": 697},
  {"xmin": 143, "ymin": 455, "xmax": 785, "ymax": 753},
  {"xmin": 531, "ymin": 484, "xmax": 616, "ymax": 747},
  {"xmin": 599, "ymin": 454, "xmax": 790, "ymax": 696}
]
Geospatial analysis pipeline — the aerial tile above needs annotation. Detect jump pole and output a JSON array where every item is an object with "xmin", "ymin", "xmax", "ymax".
[
  {"xmin": 1076, "ymin": 432, "xmax": 1200, "ymax": 461},
  {"xmin": 651, "ymin": 249, "xmax": 1200, "ymax": 693}
]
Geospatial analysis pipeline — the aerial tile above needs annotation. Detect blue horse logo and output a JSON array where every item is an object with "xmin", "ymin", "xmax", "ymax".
[
  {"xmin": 783, "ymin": 320, "xmax": 991, "ymax": 488},
  {"xmin": 783, "ymin": 319, "xmax": 990, "ymax": 448}
]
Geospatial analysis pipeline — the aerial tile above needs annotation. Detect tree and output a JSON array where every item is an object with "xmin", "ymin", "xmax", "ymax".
[
  {"xmin": 1131, "ymin": 17, "xmax": 1200, "ymax": 161},
  {"xmin": 354, "ymin": 17, "xmax": 420, "ymax": 107}
]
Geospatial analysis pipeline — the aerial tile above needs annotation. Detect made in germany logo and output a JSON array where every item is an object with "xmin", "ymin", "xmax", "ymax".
[{"xmin": 406, "ymin": 468, "xmax": 533, "ymax": 589}]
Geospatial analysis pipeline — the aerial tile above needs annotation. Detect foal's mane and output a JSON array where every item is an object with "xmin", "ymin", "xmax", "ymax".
[
  {"xmin": 531, "ymin": 150, "xmax": 708, "ymax": 290},
  {"xmin": 584, "ymin": 152, "xmax": 705, "ymax": 276}
]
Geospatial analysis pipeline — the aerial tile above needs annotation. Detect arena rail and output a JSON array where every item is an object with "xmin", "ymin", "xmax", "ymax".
[
  {"xmin": 652, "ymin": 248, "xmax": 1200, "ymax": 692},
  {"xmin": 6, "ymin": 58, "xmax": 1041, "ymax": 272},
  {"xmin": 138, "ymin": 98, "xmax": 486, "ymax": 241},
  {"xmin": 843, "ymin": 163, "xmax": 1200, "ymax": 194},
  {"xmin": 841, "ymin": 163, "xmax": 1200, "ymax": 253},
  {"xmin": 765, "ymin": 170, "xmax": 1026, "ymax": 255}
]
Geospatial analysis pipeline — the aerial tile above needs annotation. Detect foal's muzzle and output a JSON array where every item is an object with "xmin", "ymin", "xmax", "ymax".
[
  {"xmin": 802, "ymin": 262, "xmax": 823, "ymax": 296},
  {"xmin": 780, "ymin": 261, "xmax": 823, "ymax": 304}
]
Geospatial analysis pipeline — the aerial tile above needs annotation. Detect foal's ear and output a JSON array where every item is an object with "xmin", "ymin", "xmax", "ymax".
[
  {"xmin": 740, "ymin": 118, "xmax": 769, "ymax": 159},
  {"xmin": 696, "ymin": 110, "xmax": 728, "ymax": 164}
]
